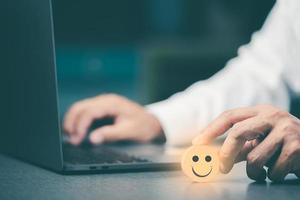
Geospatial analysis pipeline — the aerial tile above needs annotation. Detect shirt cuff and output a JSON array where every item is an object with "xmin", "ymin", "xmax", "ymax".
[{"xmin": 146, "ymin": 101, "xmax": 202, "ymax": 147}]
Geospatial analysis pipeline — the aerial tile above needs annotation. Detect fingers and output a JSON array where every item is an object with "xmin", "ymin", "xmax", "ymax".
[
  {"xmin": 246, "ymin": 162, "xmax": 267, "ymax": 182},
  {"xmin": 267, "ymin": 153, "xmax": 291, "ymax": 182},
  {"xmin": 191, "ymin": 105, "xmax": 300, "ymax": 182},
  {"xmin": 193, "ymin": 107, "xmax": 257, "ymax": 145},
  {"xmin": 89, "ymin": 125, "xmax": 126, "ymax": 144},
  {"xmin": 235, "ymin": 139, "xmax": 260, "ymax": 163},
  {"xmin": 64, "ymin": 97, "xmax": 118, "ymax": 145},
  {"xmin": 63, "ymin": 94, "xmax": 157, "ymax": 145},
  {"xmin": 71, "ymin": 109, "xmax": 107, "ymax": 145},
  {"xmin": 268, "ymin": 138, "xmax": 300, "ymax": 182},
  {"xmin": 245, "ymin": 129, "xmax": 282, "ymax": 181},
  {"xmin": 219, "ymin": 117, "xmax": 272, "ymax": 174},
  {"xmin": 64, "ymin": 102, "xmax": 87, "ymax": 135}
]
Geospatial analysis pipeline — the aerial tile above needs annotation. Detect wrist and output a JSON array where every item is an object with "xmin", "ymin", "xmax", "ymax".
[{"xmin": 147, "ymin": 112, "xmax": 166, "ymax": 143}]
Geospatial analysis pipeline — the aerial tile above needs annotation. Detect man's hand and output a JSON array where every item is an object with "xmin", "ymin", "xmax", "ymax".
[
  {"xmin": 64, "ymin": 94, "xmax": 163, "ymax": 145},
  {"xmin": 193, "ymin": 105, "xmax": 300, "ymax": 182}
]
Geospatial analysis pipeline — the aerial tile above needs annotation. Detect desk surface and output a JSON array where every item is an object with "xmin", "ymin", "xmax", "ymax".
[{"xmin": 0, "ymin": 153, "xmax": 299, "ymax": 200}]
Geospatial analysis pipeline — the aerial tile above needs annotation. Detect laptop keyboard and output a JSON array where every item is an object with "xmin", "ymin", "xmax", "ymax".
[{"xmin": 63, "ymin": 143, "xmax": 149, "ymax": 165}]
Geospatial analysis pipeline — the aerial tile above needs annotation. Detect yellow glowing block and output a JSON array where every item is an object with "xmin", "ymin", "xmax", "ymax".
[{"xmin": 181, "ymin": 145, "xmax": 220, "ymax": 182}]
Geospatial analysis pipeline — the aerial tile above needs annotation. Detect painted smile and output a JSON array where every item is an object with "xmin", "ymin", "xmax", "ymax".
[{"xmin": 192, "ymin": 166, "xmax": 213, "ymax": 177}]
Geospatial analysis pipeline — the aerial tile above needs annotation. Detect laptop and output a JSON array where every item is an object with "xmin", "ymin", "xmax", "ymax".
[{"xmin": 0, "ymin": 0, "xmax": 180, "ymax": 173}]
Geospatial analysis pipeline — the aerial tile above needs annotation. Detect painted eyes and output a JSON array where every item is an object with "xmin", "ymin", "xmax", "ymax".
[
  {"xmin": 192, "ymin": 155, "xmax": 212, "ymax": 162},
  {"xmin": 205, "ymin": 155, "xmax": 212, "ymax": 162},
  {"xmin": 192, "ymin": 155, "xmax": 199, "ymax": 162}
]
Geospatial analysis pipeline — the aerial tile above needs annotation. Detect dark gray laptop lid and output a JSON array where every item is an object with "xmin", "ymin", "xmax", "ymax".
[{"xmin": 0, "ymin": 0, "xmax": 64, "ymax": 171}]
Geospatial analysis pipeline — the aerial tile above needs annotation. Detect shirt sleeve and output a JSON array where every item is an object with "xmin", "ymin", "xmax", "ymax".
[{"xmin": 146, "ymin": 0, "xmax": 292, "ymax": 146}]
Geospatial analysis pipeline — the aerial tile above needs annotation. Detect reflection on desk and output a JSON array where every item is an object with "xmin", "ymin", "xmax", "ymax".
[{"xmin": 0, "ymin": 154, "xmax": 299, "ymax": 200}]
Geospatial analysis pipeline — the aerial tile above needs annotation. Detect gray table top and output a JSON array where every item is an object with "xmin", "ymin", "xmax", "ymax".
[{"xmin": 0, "ymin": 153, "xmax": 299, "ymax": 200}]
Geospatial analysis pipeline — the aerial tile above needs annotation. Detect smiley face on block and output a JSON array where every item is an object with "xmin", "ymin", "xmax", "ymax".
[{"xmin": 181, "ymin": 145, "xmax": 220, "ymax": 182}]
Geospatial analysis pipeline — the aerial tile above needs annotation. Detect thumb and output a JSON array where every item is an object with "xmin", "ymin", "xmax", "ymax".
[{"xmin": 89, "ymin": 125, "xmax": 125, "ymax": 144}]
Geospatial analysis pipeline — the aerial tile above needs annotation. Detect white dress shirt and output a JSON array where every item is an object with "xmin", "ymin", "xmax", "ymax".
[{"xmin": 147, "ymin": 0, "xmax": 300, "ymax": 146}]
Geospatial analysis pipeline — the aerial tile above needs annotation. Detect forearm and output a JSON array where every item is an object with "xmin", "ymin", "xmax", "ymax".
[{"xmin": 147, "ymin": 0, "xmax": 293, "ymax": 146}]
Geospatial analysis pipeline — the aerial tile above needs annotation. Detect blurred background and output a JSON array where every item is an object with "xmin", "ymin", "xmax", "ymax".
[{"xmin": 52, "ymin": 0, "xmax": 276, "ymax": 116}]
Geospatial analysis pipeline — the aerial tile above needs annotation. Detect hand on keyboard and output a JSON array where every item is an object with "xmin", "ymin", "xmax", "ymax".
[{"xmin": 64, "ymin": 94, "xmax": 164, "ymax": 145}]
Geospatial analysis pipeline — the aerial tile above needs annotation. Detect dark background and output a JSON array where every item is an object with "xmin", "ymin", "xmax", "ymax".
[{"xmin": 51, "ymin": 0, "xmax": 287, "ymax": 116}]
